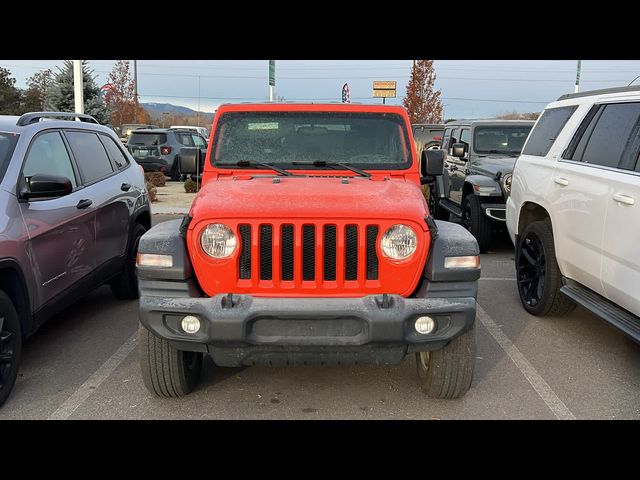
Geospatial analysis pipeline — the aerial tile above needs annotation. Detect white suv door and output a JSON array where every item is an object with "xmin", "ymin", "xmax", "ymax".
[{"xmin": 560, "ymin": 101, "xmax": 640, "ymax": 309}]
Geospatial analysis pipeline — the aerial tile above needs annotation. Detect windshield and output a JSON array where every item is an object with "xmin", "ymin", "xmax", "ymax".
[
  {"xmin": 212, "ymin": 112, "xmax": 412, "ymax": 170},
  {"xmin": 473, "ymin": 125, "xmax": 532, "ymax": 154},
  {"xmin": 0, "ymin": 132, "xmax": 19, "ymax": 182}
]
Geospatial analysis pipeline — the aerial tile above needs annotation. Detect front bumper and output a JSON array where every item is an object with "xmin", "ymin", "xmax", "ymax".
[{"xmin": 139, "ymin": 293, "xmax": 476, "ymax": 366}]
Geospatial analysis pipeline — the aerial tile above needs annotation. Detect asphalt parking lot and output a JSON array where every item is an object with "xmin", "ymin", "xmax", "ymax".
[{"xmin": 1, "ymin": 214, "xmax": 639, "ymax": 420}]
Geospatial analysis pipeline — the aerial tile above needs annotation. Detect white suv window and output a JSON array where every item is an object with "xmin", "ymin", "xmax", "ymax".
[{"xmin": 522, "ymin": 106, "xmax": 577, "ymax": 157}]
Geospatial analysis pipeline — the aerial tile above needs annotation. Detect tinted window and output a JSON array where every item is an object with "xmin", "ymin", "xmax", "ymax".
[
  {"xmin": 460, "ymin": 128, "xmax": 470, "ymax": 146},
  {"xmin": 128, "ymin": 132, "xmax": 167, "ymax": 146},
  {"xmin": 571, "ymin": 102, "xmax": 640, "ymax": 170},
  {"xmin": 474, "ymin": 126, "xmax": 532, "ymax": 154},
  {"xmin": 23, "ymin": 132, "xmax": 77, "ymax": 187},
  {"xmin": 522, "ymin": 106, "xmax": 577, "ymax": 157},
  {"xmin": 100, "ymin": 134, "xmax": 129, "ymax": 169},
  {"xmin": 441, "ymin": 128, "xmax": 452, "ymax": 150},
  {"xmin": 191, "ymin": 134, "xmax": 206, "ymax": 148},
  {"xmin": 0, "ymin": 132, "xmax": 19, "ymax": 182},
  {"xmin": 65, "ymin": 131, "xmax": 114, "ymax": 183},
  {"xmin": 176, "ymin": 132, "xmax": 195, "ymax": 146}
]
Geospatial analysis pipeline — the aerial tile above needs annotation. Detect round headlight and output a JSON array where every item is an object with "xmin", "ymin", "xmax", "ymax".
[
  {"xmin": 503, "ymin": 173, "xmax": 513, "ymax": 195},
  {"xmin": 200, "ymin": 223, "xmax": 237, "ymax": 258},
  {"xmin": 380, "ymin": 224, "xmax": 417, "ymax": 260}
]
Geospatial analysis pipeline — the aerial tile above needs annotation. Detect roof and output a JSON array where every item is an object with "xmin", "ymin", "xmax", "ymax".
[
  {"xmin": 0, "ymin": 113, "xmax": 113, "ymax": 135},
  {"xmin": 444, "ymin": 119, "xmax": 536, "ymax": 126},
  {"xmin": 216, "ymin": 102, "xmax": 407, "ymax": 113},
  {"xmin": 557, "ymin": 85, "xmax": 640, "ymax": 101}
]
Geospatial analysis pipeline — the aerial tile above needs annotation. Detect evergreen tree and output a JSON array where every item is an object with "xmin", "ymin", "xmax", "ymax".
[
  {"xmin": 403, "ymin": 60, "xmax": 443, "ymax": 124},
  {"xmin": 22, "ymin": 69, "xmax": 54, "ymax": 112},
  {"xmin": 0, "ymin": 67, "xmax": 22, "ymax": 115},
  {"xmin": 45, "ymin": 60, "xmax": 110, "ymax": 124}
]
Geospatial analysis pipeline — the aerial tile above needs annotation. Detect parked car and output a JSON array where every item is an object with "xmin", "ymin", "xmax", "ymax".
[
  {"xmin": 427, "ymin": 119, "xmax": 534, "ymax": 251},
  {"xmin": 0, "ymin": 112, "xmax": 151, "ymax": 406},
  {"xmin": 135, "ymin": 103, "xmax": 481, "ymax": 400},
  {"xmin": 170, "ymin": 125, "xmax": 209, "ymax": 138},
  {"xmin": 412, "ymin": 123, "xmax": 444, "ymax": 153},
  {"xmin": 507, "ymin": 85, "xmax": 640, "ymax": 342},
  {"xmin": 120, "ymin": 123, "xmax": 159, "ymax": 144},
  {"xmin": 127, "ymin": 128, "xmax": 208, "ymax": 181}
]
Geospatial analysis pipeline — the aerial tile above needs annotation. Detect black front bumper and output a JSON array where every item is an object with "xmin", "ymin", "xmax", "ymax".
[{"xmin": 139, "ymin": 292, "xmax": 476, "ymax": 366}]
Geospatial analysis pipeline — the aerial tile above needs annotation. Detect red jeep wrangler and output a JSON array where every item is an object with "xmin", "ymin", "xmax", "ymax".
[{"xmin": 136, "ymin": 103, "xmax": 480, "ymax": 399}]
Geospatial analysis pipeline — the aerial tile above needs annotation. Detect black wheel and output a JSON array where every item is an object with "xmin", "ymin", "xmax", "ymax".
[
  {"xmin": 416, "ymin": 323, "xmax": 476, "ymax": 399},
  {"xmin": 0, "ymin": 290, "xmax": 22, "ymax": 407},
  {"xmin": 516, "ymin": 220, "xmax": 575, "ymax": 317},
  {"xmin": 170, "ymin": 161, "xmax": 181, "ymax": 181},
  {"xmin": 427, "ymin": 183, "xmax": 449, "ymax": 221},
  {"xmin": 139, "ymin": 325, "xmax": 203, "ymax": 397},
  {"xmin": 111, "ymin": 223, "xmax": 147, "ymax": 300},
  {"xmin": 462, "ymin": 194, "xmax": 492, "ymax": 252}
]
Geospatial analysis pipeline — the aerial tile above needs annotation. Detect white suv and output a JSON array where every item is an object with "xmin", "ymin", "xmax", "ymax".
[{"xmin": 506, "ymin": 85, "xmax": 640, "ymax": 342}]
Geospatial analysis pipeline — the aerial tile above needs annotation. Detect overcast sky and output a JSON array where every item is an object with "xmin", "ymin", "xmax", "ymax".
[{"xmin": 3, "ymin": 60, "xmax": 640, "ymax": 119}]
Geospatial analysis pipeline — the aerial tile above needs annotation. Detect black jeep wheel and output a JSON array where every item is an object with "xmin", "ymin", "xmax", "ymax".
[
  {"xmin": 516, "ymin": 220, "xmax": 575, "ymax": 317},
  {"xmin": 0, "ymin": 290, "xmax": 22, "ymax": 407},
  {"xmin": 111, "ymin": 223, "xmax": 147, "ymax": 300},
  {"xmin": 139, "ymin": 325, "xmax": 203, "ymax": 397},
  {"xmin": 462, "ymin": 194, "xmax": 492, "ymax": 252},
  {"xmin": 170, "ymin": 162, "xmax": 181, "ymax": 181},
  {"xmin": 416, "ymin": 323, "xmax": 476, "ymax": 399},
  {"xmin": 427, "ymin": 183, "xmax": 449, "ymax": 221}
]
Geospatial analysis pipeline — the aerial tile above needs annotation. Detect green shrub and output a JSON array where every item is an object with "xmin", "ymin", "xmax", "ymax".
[
  {"xmin": 145, "ymin": 171, "xmax": 166, "ymax": 187},
  {"xmin": 184, "ymin": 177, "xmax": 200, "ymax": 193}
]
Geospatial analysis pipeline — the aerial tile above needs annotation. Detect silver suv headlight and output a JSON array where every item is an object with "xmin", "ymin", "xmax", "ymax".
[
  {"xmin": 380, "ymin": 224, "xmax": 417, "ymax": 260},
  {"xmin": 200, "ymin": 223, "xmax": 237, "ymax": 258},
  {"xmin": 502, "ymin": 173, "xmax": 513, "ymax": 196}
]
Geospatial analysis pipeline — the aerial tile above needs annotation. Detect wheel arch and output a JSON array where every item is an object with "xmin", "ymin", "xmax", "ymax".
[
  {"xmin": 518, "ymin": 202, "xmax": 551, "ymax": 236},
  {"xmin": 0, "ymin": 259, "xmax": 32, "ymax": 337},
  {"xmin": 134, "ymin": 208, "xmax": 151, "ymax": 231}
]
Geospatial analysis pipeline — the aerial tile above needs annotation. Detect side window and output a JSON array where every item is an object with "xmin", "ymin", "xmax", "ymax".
[
  {"xmin": 23, "ymin": 131, "xmax": 77, "ymax": 188},
  {"xmin": 569, "ymin": 102, "xmax": 640, "ymax": 170},
  {"xmin": 65, "ymin": 131, "xmax": 114, "ymax": 184},
  {"xmin": 100, "ymin": 134, "xmax": 129, "ymax": 170},
  {"xmin": 459, "ymin": 128, "xmax": 470, "ymax": 152},
  {"xmin": 450, "ymin": 128, "xmax": 460, "ymax": 151},
  {"xmin": 441, "ymin": 128, "xmax": 452, "ymax": 151},
  {"xmin": 177, "ymin": 133, "xmax": 195, "ymax": 147},
  {"xmin": 522, "ymin": 106, "xmax": 577, "ymax": 157},
  {"xmin": 191, "ymin": 134, "xmax": 206, "ymax": 148}
]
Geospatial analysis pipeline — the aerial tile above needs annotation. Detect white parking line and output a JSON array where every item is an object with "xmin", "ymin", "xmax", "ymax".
[
  {"xmin": 476, "ymin": 304, "xmax": 576, "ymax": 420},
  {"xmin": 48, "ymin": 332, "xmax": 138, "ymax": 420}
]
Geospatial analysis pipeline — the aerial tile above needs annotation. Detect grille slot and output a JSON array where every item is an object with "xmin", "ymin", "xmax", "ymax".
[
  {"xmin": 345, "ymin": 225, "xmax": 358, "ymax": 281},
  {"xmin": 366, "ymin": 226, "xmax": 379, "ymax": 280},
  {"xmin": 281, "ymin": 224, "xmax": 294, "ymax": 281},
  {"xmin": 259, "ymin": 225, "xmax": 272, "ymax": 280},
  {"xmin": 238, "ymin": 224, "xmax": 251, "ymax": 279},
  {"xmin": 323, "ymin": 225, "xmax": 337, "ymax": 281},
  {"xmin": 302, "ymin": 225, "xmax": 316, "ymax": 281}
]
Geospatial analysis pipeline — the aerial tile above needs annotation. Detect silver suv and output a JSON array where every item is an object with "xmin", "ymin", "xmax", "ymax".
[{"xmin": 0, "ymin": 112, "xmax": 151, "ymax": 406}]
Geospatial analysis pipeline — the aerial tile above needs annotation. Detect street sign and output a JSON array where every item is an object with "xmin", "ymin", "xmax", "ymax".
[{"xmin": 373, "ymin": 80, "xmax": 396, "ymax": 98}]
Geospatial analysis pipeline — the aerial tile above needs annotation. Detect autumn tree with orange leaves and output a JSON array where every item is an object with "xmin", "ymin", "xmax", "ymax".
[
  {"xmin": 103, "ymin": 60, "xmax": 149, "ymax": 127},
  {"xmin": 403, "ymin": 60, "xmax": 443, "ymax": 124}
]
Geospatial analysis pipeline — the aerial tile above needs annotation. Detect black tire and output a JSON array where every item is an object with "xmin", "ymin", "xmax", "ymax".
[
  {"xmin": 139, "ymin": 325, "xmax": 203, "ymax": 397},
  {"xmin": 516, "ymin": 220, "xmax": 575, "ymax": 317},
  {"xmin": 170, "ymin": 161, "xmax": 181, "ymax": 181},
  {"xmin": 110, "ymin": 223, "xmax": 147, "ymax": 300},
  {"xmin": 0, "ymin": 290, "xmax": 22, "ymax": 407},
  {"xmin": 416, "ymin": 323, "xmax": 476, "ymax": 399},
  {"xmin": 462, "ymin": 194, "xmax": 492, "ymax": 252},
  {"xmin": 427, "ymin": 183, "xmax": 450, "ymax": 221}
]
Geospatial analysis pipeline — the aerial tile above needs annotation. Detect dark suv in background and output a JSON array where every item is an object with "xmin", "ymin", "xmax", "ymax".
[
  {"xmin": 127, "ymin": 128, "xmax": 208, "ymax": 180},
  {"xmin": 0, "ymin": 112, "xmax": 151, "ymax": 406},
  {"xmin": 428, "ymin": 119, "xmax": 534, "ymax": 251},
  {"xmin": 412, "ymin": 123, "xmax": 444, "ymax": 153}
]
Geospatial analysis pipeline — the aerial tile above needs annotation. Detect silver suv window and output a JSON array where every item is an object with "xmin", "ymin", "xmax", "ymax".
[
  {"xmin": 65, "ymin": 131, "xmax": 114, "ymax": 183},
  {"xmin": 23, "ymin": 131, "xmax": 77, "ymax": 187}
]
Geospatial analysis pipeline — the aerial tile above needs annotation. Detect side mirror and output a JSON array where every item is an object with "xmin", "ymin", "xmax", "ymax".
[
  {"xmin": 179, "ymin": 147, "xmax": 201, "ymax": 174},
  {"xmin": 420, "ymin": 149, "xmax": 445, "ymax": 184},
  {"xmin": 451, "ymin": 142, "xmax": 466, "ymax": 158},
  {"xmin": 21, "ymin": 174, "xmax": 73, "ymax": 199}
]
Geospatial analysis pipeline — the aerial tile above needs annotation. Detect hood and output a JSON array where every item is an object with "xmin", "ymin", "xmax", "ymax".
[
  {"xmin": 190, "ymin": 175, "xmax": 428, "ymax": 227},
  {"xmin": 470, "ymin": 155, "xmax": 517, "ymax": 177}
]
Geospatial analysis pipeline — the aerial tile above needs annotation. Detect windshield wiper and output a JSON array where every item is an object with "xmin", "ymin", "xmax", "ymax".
[
  {"xmin": 235, "ymin": 160, "xmax": 293, "ymax": 176},
  {"xmin": 292, "ymin": 160, "xmax": 371, "ymax": 178}
]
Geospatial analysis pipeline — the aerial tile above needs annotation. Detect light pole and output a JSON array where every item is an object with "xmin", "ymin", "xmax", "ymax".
[
  {"xmin": 134, "ymin": 59, "xmax": 138, "ymax": 122},
  {"xmin": 269, "ymin": 60, "xmax": 275, "ymax": 102},
  {"xmin": 574, "ymin": 60, "xmax": 582, "ymax": 93},
  {"xmin": 197, "ymin": 75, "xmax": 201, "ymax": 127},
  {"xmin": 73, "ymin": 60, "xmax": 84, "ymax": 114}
]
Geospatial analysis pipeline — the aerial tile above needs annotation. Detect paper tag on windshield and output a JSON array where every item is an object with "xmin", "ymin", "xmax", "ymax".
[{"xmin": 248, "ymin": 122, "xmax": 279, "ymax": 130}]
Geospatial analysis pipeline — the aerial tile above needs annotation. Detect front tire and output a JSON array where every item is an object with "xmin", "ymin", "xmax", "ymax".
[
  {"xmin": 416, "ymin": 323, "xmax": 476, "ymax": 399},
  {"xmin": 516, "ymin": 220, "xmax": 575, "ymax": 316},
  {"xmin": 427, "ymin": 183, "xmax": 450, "ymax": 221},
  {"xmin": 0, "ymin": 290, "xmax": 22, "ymax": 407},
  {"xmin": 111, "ymin": 223, "xmax": 147, "ymax": 300},
  {"xmin": 462, "ymin": 194, "xmax": 492, "ymax": 252},
  {"xmin": 139, "ymin": 326, "xmax": 203, "ymax": 397}
]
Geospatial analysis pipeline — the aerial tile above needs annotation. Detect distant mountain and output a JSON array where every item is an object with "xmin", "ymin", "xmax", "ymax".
[{"xmin": 142, "ymin": 102, "xmax": 215, "ymax": 118}]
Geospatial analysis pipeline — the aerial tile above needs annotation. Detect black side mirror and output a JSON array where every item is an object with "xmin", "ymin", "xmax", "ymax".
[
  {"xmin": 451, "ymin": 142, "xmax": 466, "ymax": 158},
  {"xmin": 420, "ymin": 149, "xmax": 445, "ymax": 184},
  {"xmin": 179, "ymin": 147, "xmax": 201, "ymax": 175},
  {"xmin": 21, "ymin": 174, "xmax": 73, "ymax": 199}
]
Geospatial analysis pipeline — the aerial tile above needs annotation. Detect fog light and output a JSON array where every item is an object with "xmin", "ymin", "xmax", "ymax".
[
  {"xmin": 181, "ymin": 315, "xmax": 201, "ymax": 334},
  {"xmin": 415, "ymin": 316, "xmax": 436, "ymax": 335}
]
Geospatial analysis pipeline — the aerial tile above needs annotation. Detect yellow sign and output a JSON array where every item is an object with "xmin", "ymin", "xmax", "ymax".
[{"xmin": 373, "ymin": 80, "xmax": 396, "ymax": 98}]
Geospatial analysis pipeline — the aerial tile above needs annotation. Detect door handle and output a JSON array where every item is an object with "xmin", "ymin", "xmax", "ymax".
[
  {"xmin": 554, "ymin": 177, "xmax": 569, "ymax": 186},
  {"xmin": 76, "ymin": 199, "xmax": 92, "ymax": 209},
  {"xmin": 613, "ymin": 193, "xmax": 635, "ymax": 205},
  {"xmin": 121, "ymin": 183, "xmax": 131, "ymax": 191}
]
